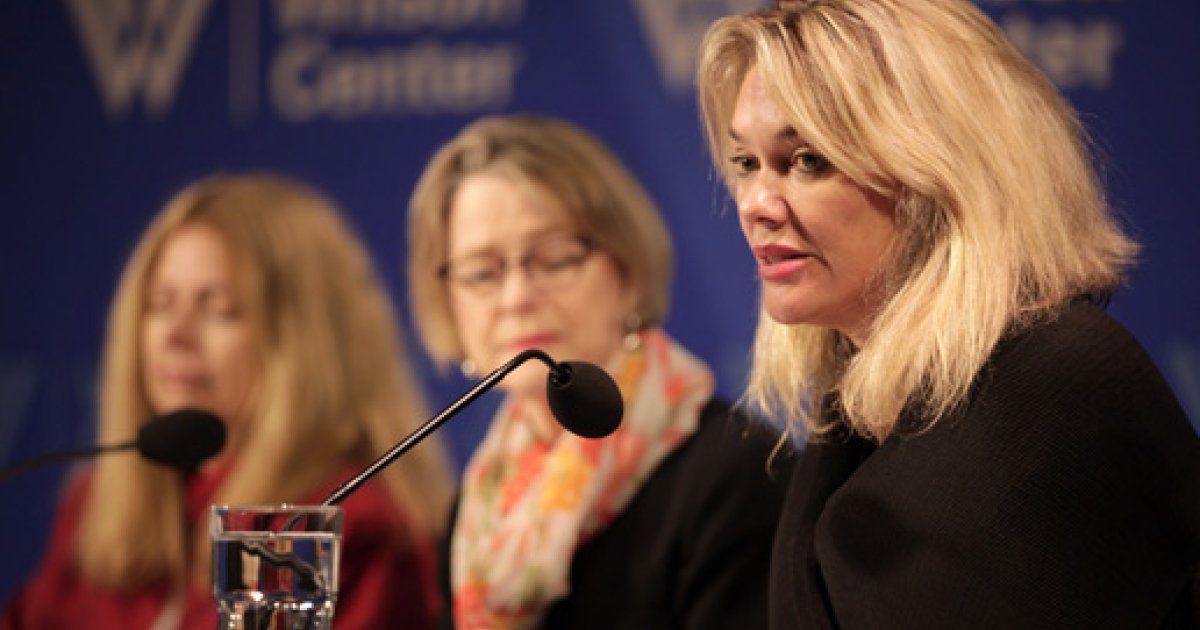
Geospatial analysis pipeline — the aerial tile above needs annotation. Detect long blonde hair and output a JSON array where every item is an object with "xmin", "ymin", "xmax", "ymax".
[
  {"xmin": 76, "ymin": 173, "xmax": 453, "ymax": 589},
  {"xmin": 697, "ymin": 0, "xmax": 1138, "ymax": 442},
  {"xmin": 407, "ymin": 115, "xmax": 673, "ymax": 368}
]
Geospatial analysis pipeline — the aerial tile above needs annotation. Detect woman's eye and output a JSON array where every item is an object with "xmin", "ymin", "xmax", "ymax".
[
  {"xmin": 144, "ymin": 293, "xmax": 172, "ymax": 315},
  {"xmin": 461, "ymin": 267, "xmax": 501, "ymax": 287},
  {"xmin": 728, "ymin": 154, "xmax": 756, "ymax": 175},
  {"xmin": 792, "ymin": 149, "xmax": 830, "ymax": 174},
  {"xmin": 207, "ymin": 303, "xmax": 242, "ymax": 321},
  {"xmin": 540, "ymin": 254, "xmax": 578, "ymax": 272}
]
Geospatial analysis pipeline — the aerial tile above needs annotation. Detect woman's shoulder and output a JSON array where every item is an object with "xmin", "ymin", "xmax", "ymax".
[
  {"xmin": 694, "ymin": 397, "xmax": 780, "ymax": 443},
  {"xmin": 307, "ymin": 467, "xmax": 414, "ymax": 545},
  {"xmin": 872, "ymin": 299, "xmax": 1197, "ymax": 510},
  {"xmin": 680, "ymin": 398, "xmax": 792, "ymax": 471},
  {"xmin": 308, "ymin": 470, "xmax": 439, "ymax": 629},
  {"xmin": 994, "ymin": 299, "xmax": 1160, "ymax": 384},
  {"xmin": 0, "ymin": 469, "xmax": 96, "ymax": 627},
  {"xmin": 854, "ymin": 302, "xmax": 1200, "ymax": 625},
  {"xmin": 38, "ymin": 468, "xmax": 94, "ymax": 546},
  {"xmin": 645, "ymin": 397, "xmax": 794, "ymax": 513},
  {"xmin": 938, "ymin": 300, "xmax": 1199, "ymax": 515},
  {"xmin": 977, "ymin": 300, "xmax": 1188, "ymax": 431}
]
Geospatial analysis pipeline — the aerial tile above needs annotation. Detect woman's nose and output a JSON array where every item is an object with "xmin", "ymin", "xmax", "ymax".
[
  {"xmin": 494, "ymin": 262, "xmax": 539, "ymax": 312},
  {"xmin": 163, "ymin": 305, "xmax": 200, "ymax": 346},
  {"xmin": 738, "ymin": 174, "xmax": 788, "ymax": 229}
]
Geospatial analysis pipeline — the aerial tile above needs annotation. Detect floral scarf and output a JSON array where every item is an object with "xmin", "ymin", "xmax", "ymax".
[{"xmin": 450, "ymin": 328, "xmax": 714, "ymax": 629}]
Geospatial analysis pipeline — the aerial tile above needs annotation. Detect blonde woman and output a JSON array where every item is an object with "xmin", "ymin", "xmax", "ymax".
[
  {"xmin": 3, "ymin": 173, "xmax": 453, "ymax": 629},
  {"xmin": 697, "ymin": 0, "xmax": 1199, "ymax": 627},
  {"xmin": 409, "ymin": 115, "xmax": 790, "ymax": 629}
]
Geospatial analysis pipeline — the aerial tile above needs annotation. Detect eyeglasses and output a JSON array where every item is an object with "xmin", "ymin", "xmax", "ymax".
[{"xmin": 439, "ymin": 235, "xmax": 595, "ymax": 298}]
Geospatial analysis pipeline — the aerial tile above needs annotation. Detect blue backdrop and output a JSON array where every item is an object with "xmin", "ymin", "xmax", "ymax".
[{"xmin": 1, "ymin": 0, "xmax": 1197, "ymax": 606}]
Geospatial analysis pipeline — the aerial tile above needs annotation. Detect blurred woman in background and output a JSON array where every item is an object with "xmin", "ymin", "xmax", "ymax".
[
  {"xmin": 409, "ymin": 115, "xmax": 791, "ymax": 629},
  {"xmin": 3, "ymin": 172, "xmax": 453, "ymax": 629}
]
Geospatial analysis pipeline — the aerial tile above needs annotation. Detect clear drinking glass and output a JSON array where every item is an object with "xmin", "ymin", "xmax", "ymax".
[{"xmin": 210, "ymin": 504, "xmax": 344, "ymax": 630}]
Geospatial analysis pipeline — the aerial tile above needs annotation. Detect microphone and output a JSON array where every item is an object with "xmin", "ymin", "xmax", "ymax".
[
  {"xmin": 546, "ymin": 360, "xmax": 624, "ymax": 439},
  {"xmin": 0, "ymin": 408, "xmax": 226, "ymax": 482},
  {"xmin": 320, "ymin": 349, "xmax": 623, "ymax": 506},
  {"xmin": 264, "ymin": 351, "xmax": 622, "ymax": 592},
  {"xmin": 136, "ymin": 408, "xmax": 227, "ymax": 469}
]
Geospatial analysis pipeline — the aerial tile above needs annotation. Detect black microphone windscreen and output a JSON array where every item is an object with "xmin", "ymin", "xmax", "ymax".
[
  {"xmin": 137, "ymin": 409, "xmax": 226, "ymax": 470},
  {"xmin": 546, "ymin": 361, "xmax": 623, "ymax": 438}
]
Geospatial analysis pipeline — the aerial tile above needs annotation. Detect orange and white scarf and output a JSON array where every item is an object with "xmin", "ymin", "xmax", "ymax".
[{"xmin": 450, "ymin": 328, "xmax": 714, "ymax": 629}]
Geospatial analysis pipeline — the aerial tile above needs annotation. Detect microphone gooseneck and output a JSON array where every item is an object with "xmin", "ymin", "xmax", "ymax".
[
  {"xmin": 0, "ymin": 442, "xmax": 131, "ymax": 483},
  {"xmin": 320, "ymin": 349, "xmax": 624, "ymax": 506},
  {"xmin": 270, "ymin": 352, "xmax": 622, "ymax": 591},
  {"xmin": 0, "ymin": 408, "xmax": 227, "ymax": 482}
]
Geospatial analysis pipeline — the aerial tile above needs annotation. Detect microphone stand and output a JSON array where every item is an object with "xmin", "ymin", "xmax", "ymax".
[
  {"xmin": 253, "ymin": 350, "xmax": 566, "ymax": 600},
  {"xmin": 0, "ymin": 409, "xmax": 225, "ymax": 483},
  {"xmin": 0, "ymin": 442, "xmax": 134, "ymax": 483},
  {"xmin": 320, "ymin": 348, "xmax": 562, "ymax": 506}
]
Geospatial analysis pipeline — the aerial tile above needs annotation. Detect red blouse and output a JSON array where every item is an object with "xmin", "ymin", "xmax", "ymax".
[{"xmin": 1, "ymin": 464, "xmax": 440, "ymax": 630}]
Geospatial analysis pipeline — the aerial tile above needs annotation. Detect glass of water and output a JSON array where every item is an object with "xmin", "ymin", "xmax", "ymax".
[{"xmin": 210, "ymin": 504, "xmax": 344, "ymax": 630}]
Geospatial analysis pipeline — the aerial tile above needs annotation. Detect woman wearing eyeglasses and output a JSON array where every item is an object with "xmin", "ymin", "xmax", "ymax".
[{"xmin": 407, "ymin": 115, "xmax": 791, "ymax": 629}]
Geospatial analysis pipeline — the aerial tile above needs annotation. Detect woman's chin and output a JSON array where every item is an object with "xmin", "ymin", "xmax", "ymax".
[
  {"xmin": 498, "ymin": 362, "xmax": 551, "ymax": 403},
  {"xmin": 763, "ymin": 302, "xmax": 813, "ymax": 326}
]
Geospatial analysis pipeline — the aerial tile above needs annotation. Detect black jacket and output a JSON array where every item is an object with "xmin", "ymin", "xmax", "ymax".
[
  {"xmin": 442, "ymin": 399, "xmax": 793, "ymax": 629},
  {"xmin": 770, "ymin": 301, "xmax": 1200, "ymax": 629}
]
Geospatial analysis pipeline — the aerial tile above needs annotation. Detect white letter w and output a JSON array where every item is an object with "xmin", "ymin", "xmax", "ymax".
[{"xmin": 64, "ymin": 0, "xmax": 214, "ymax": 119}]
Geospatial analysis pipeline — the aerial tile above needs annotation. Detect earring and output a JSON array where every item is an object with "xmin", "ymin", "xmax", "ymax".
[
  {"xmin": 460, "ymin": 357, "xmax": 478, "ymax": 378},
  {"xmin": 623, "ymin": 312, "xmax": 643, "ymax": 352}
]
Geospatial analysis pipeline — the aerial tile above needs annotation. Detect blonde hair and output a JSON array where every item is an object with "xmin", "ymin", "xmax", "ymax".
[
  {"xmin": 697, "ymin": 0, "xmax": 1138, "ymax": 442},
  {"xmin": 408, "ymin": 114, "xmax": 673, "ymax": 367},
  {"xmin": 76, "ymin": 172, "xmax": 453, "ymax": 589}
]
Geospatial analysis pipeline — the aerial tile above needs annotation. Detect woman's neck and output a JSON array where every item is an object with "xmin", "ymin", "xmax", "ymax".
[{"xmin": 511, "ymin": 393, "xmax": 565, "ymax": 443}]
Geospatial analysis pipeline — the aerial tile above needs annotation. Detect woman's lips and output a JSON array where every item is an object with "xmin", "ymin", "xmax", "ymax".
[
  {"xmin": 156, "ymin": 368, "xmax": 206, "ymax": 389},
  {"xmin": 753, "ymin": 243, "xmax": 813, "ymax": 281},
  {"xmin": 507, "ymin": 333, "xmax": 559, "ymax": 353}
]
